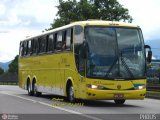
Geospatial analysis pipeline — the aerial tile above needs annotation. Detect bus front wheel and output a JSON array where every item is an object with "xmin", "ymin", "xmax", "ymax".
[
  {"xmin": 114, "ymin": 99, "xmax": 125, "ymax": 104},
  {"xmin": 67, "ymin": 84, "xmax": 75, "ymax": 103}
]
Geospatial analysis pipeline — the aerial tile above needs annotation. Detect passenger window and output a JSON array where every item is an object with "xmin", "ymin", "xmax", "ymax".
[
  {"xmin": 56, "ymin": 32, "xmax": 62, "ymax": 51},
  {"xmin": 48, "ymin": 34, "xmax": 54, "ymax": 52},
  {"xmin": 66, "ymin": 28, "xmax": 73, "ymax": 50},
  {"xmin": 39, "ymin": 36, "xmax": 47, "ymax": 53},
  {"xmin": 31, "ymin": 40, "xmax": 34, "ymax": 55},
  {"xmin": 62, "ymin": 31, "xmax": 67, "ymax": 50},
  {"xmin": 32, "ymin": 39, "xmax": 38, "ymax": 54},
  {"xmin": 74, "ymin": 25, "xmax": 83, "ymax": 44},
  {"xmin": 32, "ymin": 39, "xmax": 35, "ymax": 54},
  {"xmin": 19, "ymin": 42, "xmax": 23, "ymax": 56},
  {"xmin": 27, "ymin": 40, "xmax": 31, "ymax": 55},
  {"xmin": 23, "ymin": 41, "xmax": 28, "ymax": 56}
]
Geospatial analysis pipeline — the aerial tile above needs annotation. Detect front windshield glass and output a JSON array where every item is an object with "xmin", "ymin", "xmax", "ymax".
[{"xmin": 85, "ymin": 26, "xmax": 145, "ymax": 79}]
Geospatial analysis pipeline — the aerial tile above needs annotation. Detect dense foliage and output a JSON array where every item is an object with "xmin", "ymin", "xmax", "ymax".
[
  {"xmin": 8, "ymin": 55, "xmax": 18, "ymax": 73},
  {"xmin": 48, "ymin": 0, "xmax": 133, "ymax": 29}
]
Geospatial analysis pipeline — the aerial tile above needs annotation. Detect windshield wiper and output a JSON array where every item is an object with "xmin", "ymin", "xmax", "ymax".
[
  {"xmin": 120, "ymin": 52, "xmax": 134, "ymax": 78},
  {"xmin": 105, "ymin": 52, "xmax": 134, "ymax": 78}
]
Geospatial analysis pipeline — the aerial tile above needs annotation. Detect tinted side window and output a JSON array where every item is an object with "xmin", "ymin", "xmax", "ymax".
[
  {"xmin": 23, "ymin": 41, "xmax": 28, "ymax": 56},
  {"xmin": 31, "ymin": 40, "xmax": 34, "ymax": 55},
  {"xmin": 47, "ymin": 34, "xmax": 54, "ymax": 52},
  {"xmin": 32, "ymin": 39, "xmax": 39, "ymax": 54},
  {"xmin": 27, "ymin": 40, "xmax": 31, "ymax": 55},
  {"xmin": 62, "ymin": 30, "xmax": 67, "ymax": 50},
  {"xmin": 39, "ymin": 36, "xmax": 47, "ymax": 53},
  {"xmin": 56, "ymin": 32, "xmax": 62, "ymax": 51},
  {"xmin": 19, "ymin": 42, "xmax": 24, "ymax": 56},
  {"xmin": 74, "ymin": 25, "xmax": 83, "ymax": 44},
  {"xmin": 66, "ymin": 28, "xmax": 73, "ymax": 50}
]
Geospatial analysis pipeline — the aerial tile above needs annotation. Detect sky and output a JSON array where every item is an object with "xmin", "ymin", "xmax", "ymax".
[{"xmin": 0, "ymin": 0, "xmax": 160, "ymax": 62}]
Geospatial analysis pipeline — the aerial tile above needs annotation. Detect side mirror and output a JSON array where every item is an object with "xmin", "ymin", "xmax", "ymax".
[
  {"xmin": 145, "ymin": 45, "xmax": 152, "ymax": 63},
  {"xmin": 80, "ymin": 42, "xmax": 87, "ymax": 59},
  {"xmin": 147, "ymin": 50, "xmax": 152, "ymax": 63}
]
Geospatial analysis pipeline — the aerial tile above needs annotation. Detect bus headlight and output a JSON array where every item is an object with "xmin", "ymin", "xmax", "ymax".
[
  {"xmin": 134, "ymin": 85, "xmax": 146, "ymax": 90},
  {"xmin": 86, "ymin": 84, "xmax": 105, "ymax": 90}
]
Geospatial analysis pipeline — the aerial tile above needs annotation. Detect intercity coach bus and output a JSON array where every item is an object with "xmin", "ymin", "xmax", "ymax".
[{"xmin": 19, "ymin": 20, "xmax": 152, "ymax": 104}]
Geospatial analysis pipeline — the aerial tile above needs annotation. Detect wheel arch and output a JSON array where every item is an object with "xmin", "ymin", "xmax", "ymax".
[
  {"xmin": 32, "ymin": 76, "xmax": 37, "ymax": 90},
  {"xmin": 32, "ymin": 76, "xmax": 37, "ymax": 85}
]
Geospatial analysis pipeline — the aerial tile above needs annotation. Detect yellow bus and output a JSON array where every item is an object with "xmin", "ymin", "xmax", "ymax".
[{"xmin": 19, "ymin": 20, "xmax": 152, "ymax": 104}]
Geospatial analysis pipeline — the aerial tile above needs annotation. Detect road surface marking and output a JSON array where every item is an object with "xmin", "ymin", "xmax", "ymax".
[{"xmin": 0, "ymin": 91, "xmax": 102, "ymax": 120}]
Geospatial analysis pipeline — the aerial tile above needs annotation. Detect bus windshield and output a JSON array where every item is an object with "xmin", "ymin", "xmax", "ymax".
[{"xmin": 85, "ymin": 26, "xmax": 145, "ymax": 79}]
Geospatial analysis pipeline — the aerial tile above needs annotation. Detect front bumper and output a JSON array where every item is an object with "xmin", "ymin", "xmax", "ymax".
[{"xmin": 85, "ymin": 88, "xmax": 146, "ymax": 100}]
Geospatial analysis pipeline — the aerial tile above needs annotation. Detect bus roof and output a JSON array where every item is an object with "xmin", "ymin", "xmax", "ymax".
[
  {"xmin": 21, "ymin": 20, "xmax": 139, "ymax": 41},
  {"xmin": 72, "ymin": 20, "xmax": 139, "ymax": 27}
]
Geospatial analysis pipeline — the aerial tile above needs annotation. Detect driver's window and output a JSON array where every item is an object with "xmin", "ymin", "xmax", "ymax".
[{"xmin": 74, "ymin": 25, "xmax": 85, "ymax": 76}]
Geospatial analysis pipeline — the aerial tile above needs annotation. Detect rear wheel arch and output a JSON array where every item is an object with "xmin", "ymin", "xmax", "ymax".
[
  {"xmin": 32, "ymin": 77, "xmax": 37, "ymax": 87},
  {"xmin": 32, "ymin": 76, "xmax": 38, "ymax": 83}
]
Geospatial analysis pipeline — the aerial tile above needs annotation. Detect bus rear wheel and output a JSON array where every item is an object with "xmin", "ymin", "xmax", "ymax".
[
  {"xmin": 27, "ymin": 82, "xmax": 33, "ymax": 96},
  {"xmin": 32, "ymin": 82, "xmax": 41, "ymax": 97},
  {"xmin": 67, "ymin": 84, "xmax": 75, "ymax": 103},
  {"xmin": 114, "ymin": 99, "xmax": 125, "ymax": 104}
]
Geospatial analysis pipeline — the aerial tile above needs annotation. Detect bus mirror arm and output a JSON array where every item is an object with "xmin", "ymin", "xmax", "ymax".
[
  {"xmin": 144, "ymin": 45, "xmax": 152, "ymax": 63},
  {"xmin": 144, "ymin": 45, "xmax": 151, "ymax": 49}
]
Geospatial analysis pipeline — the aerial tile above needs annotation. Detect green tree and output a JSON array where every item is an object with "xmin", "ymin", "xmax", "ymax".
[
  {"xmin": 8, "ymin": 55, "xmax": 18, "ymax": 73},
  {"xmin": 0, "ymin": 67, "xmax": 4, "ymax": 75},
  {"xmin": 48, "ymin": 0, "xmax": 133, "ymax": 29}
]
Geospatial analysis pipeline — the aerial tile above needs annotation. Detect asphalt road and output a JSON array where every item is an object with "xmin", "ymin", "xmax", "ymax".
[{"xmin": 0, "ymin": 85, "xmax": 160, "ymax": 120}]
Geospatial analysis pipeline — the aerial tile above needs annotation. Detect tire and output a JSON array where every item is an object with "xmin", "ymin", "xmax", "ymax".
[
  {"xmin": 32, "ymin": 82, "xmax": 41, "ymax": 97},
  {"xmin": 67, "ymin": 84, "xmax": 75, "ymax": 103},
  {"xmin": 114, "ymin": 99, "xmax": 125, "ymax": 104},
  {"xmin": 35, "ymin": 91, "xmax": 42, "ymax": 97},
  {"xmin": 27, "ymin": 82, "xmax": 33, "ymax": 96}
]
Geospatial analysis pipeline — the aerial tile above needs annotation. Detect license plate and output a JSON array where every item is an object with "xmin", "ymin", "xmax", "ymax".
[{"xmin": 114, "ymin": 94, "xmax": 124, "ymax": 99}]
